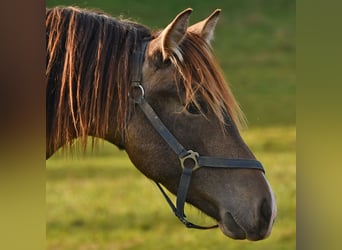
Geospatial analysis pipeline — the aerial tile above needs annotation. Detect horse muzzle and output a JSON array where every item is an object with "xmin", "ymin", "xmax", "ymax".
[{"xmin": 218, "ymin": 196, "xmax": 276, "ymax": 241}]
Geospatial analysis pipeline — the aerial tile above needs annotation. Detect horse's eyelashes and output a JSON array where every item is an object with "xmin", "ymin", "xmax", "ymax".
[
  {"xmin": 186, "ymin": 101, "xmax": 207, "ymax": 115},
  {"xmin": 186, "ymin": 102, "xmax": 201, "ymax": 114}
]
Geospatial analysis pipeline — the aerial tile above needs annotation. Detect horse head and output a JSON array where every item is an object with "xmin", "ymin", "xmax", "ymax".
[{"xmin": 123, "ymin": 9, "xmax": 277, "ymax": 240}]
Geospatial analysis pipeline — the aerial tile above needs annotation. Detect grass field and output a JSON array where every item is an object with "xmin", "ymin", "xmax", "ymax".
[
  {"xmin": 46, "ymin": 1, "xmax": 295, "ymax": 249},
  {"xmin": 47, "ymin": 126, "xmax": 295, "ymax": 250}
]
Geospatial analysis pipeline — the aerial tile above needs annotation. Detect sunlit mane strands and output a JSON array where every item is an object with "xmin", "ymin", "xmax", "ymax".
[
  {"xmin": 169, "ymin": 32, "xmax": 246, "ymax": 129},
  {"xmin": 46, "ymin": 7, "xmax": 150, "ymax": 154}
]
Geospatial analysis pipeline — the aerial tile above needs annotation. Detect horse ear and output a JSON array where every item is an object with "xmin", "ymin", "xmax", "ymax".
[
  {"xmin": 188, "ymin": 9, "xmax": 221, "ymax": 45},
  {"xmin": 159, "ymin": 8, "xmax": 192, "ymax": 60}
]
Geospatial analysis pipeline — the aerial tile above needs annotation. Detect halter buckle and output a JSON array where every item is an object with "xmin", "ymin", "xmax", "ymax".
[{"xmin": 179, "ymin": 150, "xmax": 200, "ymax": 171}]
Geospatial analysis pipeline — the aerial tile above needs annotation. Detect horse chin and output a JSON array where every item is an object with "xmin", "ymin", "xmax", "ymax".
[
  {"xmin": 218, "ymin": 211, "xmax": 271, "ymax": 241},
  {"xmin": 218, "ymin": 212, "xmax": 246, "ymax": 240}
]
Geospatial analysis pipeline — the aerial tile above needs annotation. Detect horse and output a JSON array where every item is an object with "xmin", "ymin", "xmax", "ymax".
[{"xmin": 46, "ymin": 6, "xmax": 276, "ymax": 240}]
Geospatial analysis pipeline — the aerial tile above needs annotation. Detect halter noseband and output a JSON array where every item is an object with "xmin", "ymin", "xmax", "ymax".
[{"xmin": 128, "ymin": 38, "xmax": 265, "ymax": 230}]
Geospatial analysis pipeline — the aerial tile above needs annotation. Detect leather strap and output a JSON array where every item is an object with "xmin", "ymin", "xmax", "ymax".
[
  {"xmin": 138, "ymin": 99, "xmax": 188, "ymax": 157},
  {"xmin": 131, "ymin": 37, "xmax": 150, "ymax": 84},
  {"xmin": 198, "ymin": 157, "xmax": 264, "ymax": 171}
]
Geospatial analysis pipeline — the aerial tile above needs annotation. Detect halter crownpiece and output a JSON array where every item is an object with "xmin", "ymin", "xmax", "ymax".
[{"xmin": 129, "ymin": 38, "xmax": 265, "ymax": 230}]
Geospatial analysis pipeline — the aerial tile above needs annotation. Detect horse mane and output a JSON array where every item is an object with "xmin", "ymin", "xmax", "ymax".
[
  {"xmin": 169, "ymin": 32, "xmax": 246, "ymax": 129},
  {"xmin": 46, "ymin": 6, "xmax": 151, "ymax": 153},
  {"xmin": 46, "ymin": 6, "xmax": 244, "ymax": 154}
]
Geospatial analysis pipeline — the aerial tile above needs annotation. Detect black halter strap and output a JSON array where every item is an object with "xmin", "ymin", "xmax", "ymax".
[{"xmin": 129, "ymin": 38, "xmax": 265, "ymax": 230}]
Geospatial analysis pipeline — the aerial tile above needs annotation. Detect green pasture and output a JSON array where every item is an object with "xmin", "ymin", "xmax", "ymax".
[
  {"xmin": 47, "ymin": 127, "xmax": 295, "ymax": 250},
  {"xmin": 46, "ymin": 1, "xmax": 295, "ymax": 249}
]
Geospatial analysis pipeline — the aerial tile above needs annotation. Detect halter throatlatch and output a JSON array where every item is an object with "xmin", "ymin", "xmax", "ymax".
[{"xmin": 129, "ymin": 38, "xmax": 265, "ymax": 230}]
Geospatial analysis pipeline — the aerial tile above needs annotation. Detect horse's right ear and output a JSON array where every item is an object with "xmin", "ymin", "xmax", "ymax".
[
  {"xmin": 188, "ymin": 9, "xmax": 221, "ymax": 46},
  {"xmin": 157, "ymin": 8, "xmax": 192, "ymax": 61}
]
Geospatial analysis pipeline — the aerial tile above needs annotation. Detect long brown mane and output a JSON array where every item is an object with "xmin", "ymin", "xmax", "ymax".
[
  {"xmin": 46, "ymin": 6, "xmax": 244, "ymax": 154},
  {"xmin": 46, "ymin": 7, "xmax": 150, "ymax": 153}
]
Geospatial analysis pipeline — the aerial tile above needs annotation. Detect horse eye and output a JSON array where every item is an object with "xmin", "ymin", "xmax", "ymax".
[{"xmin": 186, "ymin": 102, "xmax": 203, "ymax": 115}]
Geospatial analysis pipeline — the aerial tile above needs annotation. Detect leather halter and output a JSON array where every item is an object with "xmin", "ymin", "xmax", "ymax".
[{"xmin": 129, "ymin": 38, "xmax": 265, "ymax": 230}]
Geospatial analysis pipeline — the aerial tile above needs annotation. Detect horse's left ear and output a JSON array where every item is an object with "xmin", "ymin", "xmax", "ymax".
[
  {"xmin": 159, "ymin": 8, "xmax": 193, "ymax": 61},
  {"xmin": 188, "ymin": 9, "xmax": 221, "ymax": 45}
]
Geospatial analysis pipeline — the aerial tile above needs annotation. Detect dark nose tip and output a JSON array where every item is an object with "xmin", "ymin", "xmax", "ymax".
[{"xmin": 260, "ymin": 198, "xmax": 272, "ymax": 224}]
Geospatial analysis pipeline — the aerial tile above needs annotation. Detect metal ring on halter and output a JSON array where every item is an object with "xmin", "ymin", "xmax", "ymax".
[{"xmin": 129, "ymin": 82, "xmax": 145, "ymax": 104}]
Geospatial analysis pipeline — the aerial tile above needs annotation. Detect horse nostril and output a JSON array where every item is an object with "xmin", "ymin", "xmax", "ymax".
[{"xmin": 260, "ymin": 199, "xmax": 272, "ymax": 223}]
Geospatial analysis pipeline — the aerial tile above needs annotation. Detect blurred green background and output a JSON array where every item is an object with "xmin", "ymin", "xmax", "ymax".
[{"xmin": 46, "ymin": 0, "xmax": 295, "ymax": 249}]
